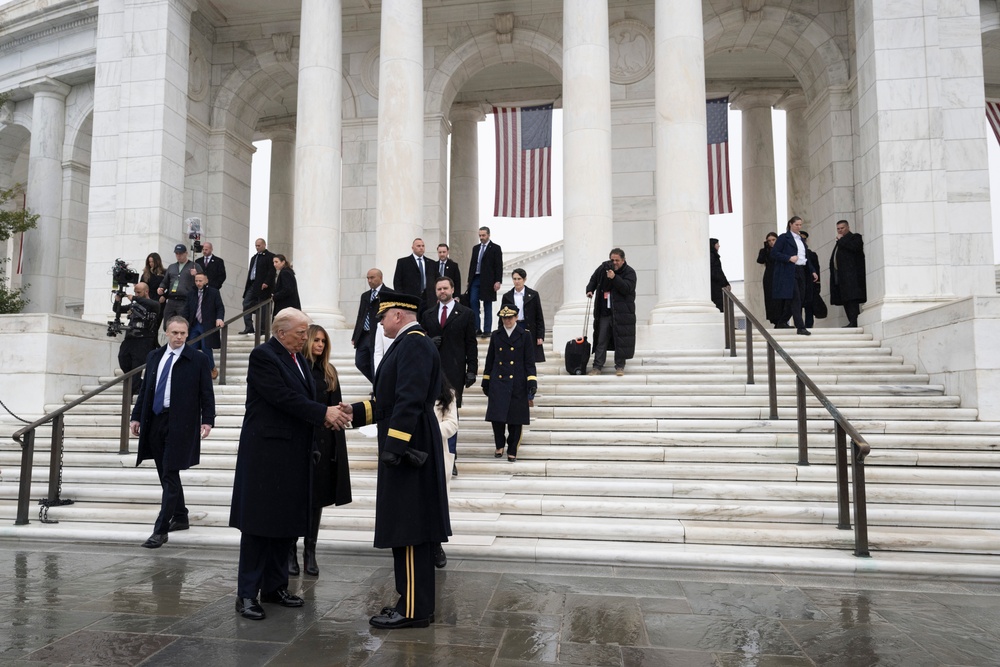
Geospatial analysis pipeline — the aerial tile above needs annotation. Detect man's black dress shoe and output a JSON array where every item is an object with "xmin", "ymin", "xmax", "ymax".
[
  {"xmin": 235, "ymin": 596, "xmax": 265, "ymax": 620},
  {"xmin": 167, "ymin": 518, "xmax": 189, "ymax": 532},
  {"xmin": 239, "ymin": 328, "xmax": 254, "ymax": 335},
  {"xmin": 141, "ymin": 533, "xmax": 167, "ymax": 549},
  {"xmin": 260, "ymin": 588, "xmax": 304, "ymax": 607},
  {"xmin": 369, "ymin": 609, "xmax": 430, "ymax": 629},
  {"xmin": 796, "ymin": 328, "xmax": 812, "ymax": 336},
  {"xmin": 379, "ymin": 606, "xmax": 434, "ymax": 624},
  {"xmin": 433, "ymin": 544, "xmax": 447, "ymax": 569},
  {"xmin": 775, "ymin": 322, "xmax": 791, "ymax": 329}
]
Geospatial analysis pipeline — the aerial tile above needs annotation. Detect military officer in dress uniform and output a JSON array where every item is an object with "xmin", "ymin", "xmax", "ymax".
[
  {"xmin": 339, "ymin": 290, "xmax": 452, "ymax": 629},
  {"xmin": 482, "ymin": 304, "xmax": 537, "ymax": 463}
]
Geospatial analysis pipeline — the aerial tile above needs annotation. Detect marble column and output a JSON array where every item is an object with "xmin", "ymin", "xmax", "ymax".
[
  {"xmin": 294, "ymin": 0, "xmax": 345, "ymax": 326},
  {"xmin": 374, "ymin": 0, "xmax": 423, "ymax": 271},
  {"xmin": 448, "ymin": 104, "xmax": 484, "ymax": 277},
  {"xmin": 731, "ymin": 89, "xmax": 783, "ymax": 322},
  {"xmin": 22, "ymin": 77, "xmax": 70, "ymax": 314},
  {"xmin": 267, "ymin": 127, "xmax": 295, "ymax": 260},
  {"xmin": 647, "ymin": 1, "xmax": 720, "ymax": 349},
  {"xmin": 553, "ymin": 0, "xmax": 614, "ymax": 346},
  {"xmin": 777, "ymin": 93, "xmax": 809, "ymax": 224}
]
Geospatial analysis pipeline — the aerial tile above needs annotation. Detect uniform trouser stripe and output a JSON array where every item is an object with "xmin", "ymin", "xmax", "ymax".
[{"xmin": 406, "ymin": 545, "xmax": 414, "ymax": 618}]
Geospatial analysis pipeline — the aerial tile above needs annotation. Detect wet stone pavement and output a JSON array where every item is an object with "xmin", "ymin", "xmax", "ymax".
[{"xmin": 1, "ymin": 542, "xmax": 999, "ymax": 666}]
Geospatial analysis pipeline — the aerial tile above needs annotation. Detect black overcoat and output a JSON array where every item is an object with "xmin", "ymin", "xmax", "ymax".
[
  {"xmin": 349, "ymin": 324, "xmax": 451, "ymax": 549},
  {"xmin": 710, "ymin": 250, "xmax": 730, "ymax": 312},
  {"xmin": 770, "ymin": 232, "xmax": 818, "ymax": 300},
  {"xmin": 467, "ymin": 242, "xmax": 503, "ymax": 302},
  {"xmin": 483, "ymin": 325, "xmax": 536, "ymax": 426},
  {"xmin": 586, "ymin": 261, "xmax": 637, "ymax": 359},
  {"xmin": 309, "ymin": 362, "xmax": 352, "ymax": 508},
  {"xmin": 500, "ymin": 286, "xmax": 546, "ymax": 362},
  {"xmin": 271, "ymin": 268, "xmax": 301, "ymax": 315},
  {"xmin": 183, "ymin": 286, "xmax": 225, "ymax": 348},
  {"xmin": 420, "ymin": 301, "xmax": 478, "ymax": 408},
  {"xmin": 829, "ymin": 232, "xmax": 867, "ymax": 305},
  {"xmin": 244, "ymin": 250, "xmax": 276, "ymax": 300},
  {"xmin": 756, "ymin": 245, "xmax": 782, "ymax": 324},
  {"xmin": 229, "ymin": 337, "xmax": 328, "ymax": 538},
  {"xmin": 195, "ymin": 255, "xmax": 227, "ymax": 290},
  {"xmin": 131, "ymin": 343, "xmax": 215, "ymax": 471}
]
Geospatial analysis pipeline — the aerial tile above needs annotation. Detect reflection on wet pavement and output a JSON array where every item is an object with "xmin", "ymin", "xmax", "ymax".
[{"xmin": 0, "ymin": 541, "xmax": 996, "ymax": 666}]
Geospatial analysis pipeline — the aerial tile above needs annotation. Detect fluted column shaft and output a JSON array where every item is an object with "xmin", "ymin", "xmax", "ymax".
[{"xmin": 268, "ymin": 127, "xmax": 295, "ymax": 260}]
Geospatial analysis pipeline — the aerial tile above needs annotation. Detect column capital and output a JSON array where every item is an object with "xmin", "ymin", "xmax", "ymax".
[
  {"xmin": 774, "ymin": 91, "xmax": 807, "ymax": 112},
  {"xmin": 450, "ymin": 103, "xmax": 486, "ymax": 124},
  {"xmin": 261, "ymin": 124, "xmax": 297, "ymax": 143},
  {"xmin": 24, "ymin": 76, "xmax": 71, "ymax": 99},
  {"xmin": 729, "ymin": 88, "xmax": 785, "ymax": 111}
]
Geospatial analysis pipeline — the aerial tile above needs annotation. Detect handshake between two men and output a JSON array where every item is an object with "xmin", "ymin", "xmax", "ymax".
[{"xmin": 323, "ymin": 402, "xmax": 354, "ymax": 430}]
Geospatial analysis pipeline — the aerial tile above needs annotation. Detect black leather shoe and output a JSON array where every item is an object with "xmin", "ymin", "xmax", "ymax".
[
  {"xmin": 369, "ymin": 610, "xmax": 430, "ymax": 629},
  {"xmin": 260, "ymin": 588, "xmax": 304, "ymax": 607},
  {"xmin": 167, "ymin": 518, "xmax": 189, "ymax": 532},
  {"xmin": 775, "ymin": 322, "xmax": 791, "ymax": 329},
  {"xmin": 239, "ymin": 328, "xmax": 254, "ymax": 335},
  {"xmin": 796, "ymin": 328, "xmax": 812, "ymax": 336},
  {"xmin": 235, "ymin": 596, "xmax": 265, "ymax": 620},
  {"xmin": 379, "ymin": 607, "xmax": 434, "ymax": 624},
  {"xmin": 433, "ymin": 544, "xmax": 447, "ymax": 569},
  {"xmin": 141, "ymin": 533, "xmax": 167, "ymax": 549}
]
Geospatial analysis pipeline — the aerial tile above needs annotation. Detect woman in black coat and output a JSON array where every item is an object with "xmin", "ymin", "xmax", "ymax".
[
  {"xmin": 756, "ymin": 232, "xmax": 781, "ymax": 326},
  {"xmin": 709, "ymin": 238, "xmax": 731, "ymax": 312},
  {"xmin": 483, "ymin": 305, "xmax": 537, "ymax": 463},
  {"xmin": 142, "ymin": 252, "xmax": 167, "ymax": 331},
  {"xmin": 271, "ymin": 254, "xmax": 301, "ymax": 316},
  {"xmin": 289, "ymin": 324, "xmax": 353, "ymax": 577}
]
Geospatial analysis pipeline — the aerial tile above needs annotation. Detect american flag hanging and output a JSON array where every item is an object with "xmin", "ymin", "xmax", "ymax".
[
  {"xmin": 707, "ymin": 96, "xmax": 733, "ymax": 215},
  {"xmin": 493, "ymin": 104, "xmax": 553, "ymax": 218},
  {"xmin": 987, "ymin": 100, "xmax": 1000, "ymax": 145}
]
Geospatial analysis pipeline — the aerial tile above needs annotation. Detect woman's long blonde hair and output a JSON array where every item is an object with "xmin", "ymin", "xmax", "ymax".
[{"xmin": 304, "ymin": 324, "xmax": 338, "ymax": 392}]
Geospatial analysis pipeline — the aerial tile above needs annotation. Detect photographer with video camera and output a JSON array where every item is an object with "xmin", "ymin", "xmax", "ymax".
[
  {"xmin": 114, "ymin": 281, "xmax": 161, "ymax": 396},
  {"xmin": 159, "ymin": 244, "xmax": 198, "ymax": 329}
]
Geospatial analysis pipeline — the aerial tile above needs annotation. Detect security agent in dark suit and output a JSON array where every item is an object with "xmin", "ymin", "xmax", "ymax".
[
  {"xmin": 339, "ymin": 290, "xmax": 452, "ymax": 629},
  {"xmin": 229, "ymin": 308, "xmax": 349, "ymax": 620},
  {"xmin": 184, "ymin": 272, "xmax": 225, "ymax": 379},
  {"xmin": 435, "ymin": 243, "xmax": 462, "ymax": 295},
  {"xmin": 241, "ymin": 238, "xmax": 276, "ymax": 334},
  {"xmin": 130, "ymin": 316, "xmax": 215, "ymax": 549},
  {"xmin": 420, "ymin": 276, "xmax": 477, "ymax": 408},
  {"xmin": 351, "ymin": 268, "xmax": 384, "ymax": 382},
  {"xmin": 393, "ymin": 238, "xmax": 437, "ymax": 312},
  {"xmin": 194, "ymin": 241, "xmax": 227, "ymax": 290},
  {"xmin": 467, "ymin": 226, "xmax": 503, "ymax": 337}
]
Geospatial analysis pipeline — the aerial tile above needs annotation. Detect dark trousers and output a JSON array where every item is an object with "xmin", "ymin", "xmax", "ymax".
[
  {"xmin": 469, "ymin": 275, "xmax": 493, "ymax": 334},
  {"xmin": 844, "ymin": 301, "xmax": 861, "ymax": 326},
  {"xmin": 492, "ymin": 422, "xmax": 523, "ymax": 457},
  {"xmin": 189, "ymin": 322, "xmax": 215, "ymax": 369},
  {"xmin": 391, "ymin": 543, "xmax": 435, "ymax": 620},
  {"xmin": 118, "ymin": 337, "xmax": 156, "ymax": 395},
  {"xmin": 148, "ymin": 411, "xmax": 187, "ymax": 535},
  {"xmin": 161, "ymin": 298, "xmax": 186, "ymax": 329},
  {"xmin": 592, "ymin": 315, "xmax": 626, "ymax": 370},
  {"xmin": 237, "ymin": 533, "xmax": 295, "ymax": 598},
  {"xmin": 354, "ymin": 336, "xmax": 374, "ymax": 382},
  {"xmin": 781, "ymin": 266, "xmax": 808, "ymax": 330},
  {"xmin": 242, "ymin": 290, "xmax": 263, "ymax": 331}
]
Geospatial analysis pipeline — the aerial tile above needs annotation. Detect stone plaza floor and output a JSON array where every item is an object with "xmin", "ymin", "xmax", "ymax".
[{"xmin": 1, "ymin": 541, "xmax": 999, "ymax": 666}]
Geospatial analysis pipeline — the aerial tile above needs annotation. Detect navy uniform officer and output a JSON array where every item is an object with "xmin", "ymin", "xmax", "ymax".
[
  {"xmin": 482, "ymin": 304, "xmax": 537, "ymax": 462},
  {"xmin": 339, "ymin": 290, "xmax": 452, "ymax": 629}
]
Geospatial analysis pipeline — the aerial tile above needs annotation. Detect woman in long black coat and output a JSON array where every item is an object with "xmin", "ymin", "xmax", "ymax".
[
  {"xmin": 499, "ymin": 268, "xmax": 546, "ymax": 363},
  {"xmin": 483, "ymin": 305, "xmax": 537, "ymax": 463},
  {"xmin": 756, "ymin": 232, "xmax": 781, "ymax": 326},
  {"xmin": 271, "ymin": 254, "xmax": 301, "ymax": 316},
  {"xmin": 709, "ymin": 238, "xmax": 731, "ymax": 312},
  {"xmin": 290, "ymin": 324, "xmax": 352, "ymax": 577}
]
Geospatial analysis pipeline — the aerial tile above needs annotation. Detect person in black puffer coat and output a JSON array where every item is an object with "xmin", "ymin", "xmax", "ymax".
[{"xmin": 585, "ymin": 248, "xmax": 637, "ymax": 376}]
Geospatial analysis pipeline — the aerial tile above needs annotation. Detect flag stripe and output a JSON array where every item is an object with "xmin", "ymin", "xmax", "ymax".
[
  {"xmin": 987, "ymin": 100, "xmax": 1000, "ymax": 145},
  {"xmin": 706, "ymin": 97, "xmax": 733, "ymax": 215},
  {"xmin": 493, "ymin": 105, "xmax": 553, "ymax": 217}
]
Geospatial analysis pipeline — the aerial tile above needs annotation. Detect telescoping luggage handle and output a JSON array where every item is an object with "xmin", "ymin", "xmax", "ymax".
[{"xmin": 575, "ymin": 291, "xmax": 595, "ymax": 343}]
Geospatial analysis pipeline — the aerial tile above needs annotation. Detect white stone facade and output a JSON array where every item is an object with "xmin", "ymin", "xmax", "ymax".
[{"xmin": 0, "ymin": 0, "xmax": 999, "ymax": 416}]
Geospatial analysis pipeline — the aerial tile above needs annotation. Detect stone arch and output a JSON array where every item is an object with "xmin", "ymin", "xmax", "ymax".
[
  {"xmin": 425, "ymin": 27, "xmax": 563, "ymax": 116},
  {"xmin": 0, "ymin": 122, "xmax": 30, "ymax": 188},
  {"xmin": 704, "ymin": 7, "xmax": 848, "ymax": 104},
  {"xmin": 63, "ymin": 82, "xmax": 94, "ymax": 165}
]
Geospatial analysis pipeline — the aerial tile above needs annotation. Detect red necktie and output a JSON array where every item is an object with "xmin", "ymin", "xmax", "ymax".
[{"xmin": 440, "ymin": 303, "xmax": 448, "ymax": 328}]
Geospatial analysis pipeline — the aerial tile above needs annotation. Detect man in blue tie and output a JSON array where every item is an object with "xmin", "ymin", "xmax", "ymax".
[
  {"xmin": 466, "ymin": 226, "xmax": 503, "ymax": 337},
  {"xmin": 130, "ymin": 316, "xmax": 215, "ymax": 549}
]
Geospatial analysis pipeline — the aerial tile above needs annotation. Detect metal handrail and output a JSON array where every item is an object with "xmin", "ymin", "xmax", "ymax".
[
  {"xmin": 722, "ymin": 290, "xmax": 871, "ymax": 557},
  {"xmin": 10, "ymin": 298, "xmax": 272, "ymax": 526}
]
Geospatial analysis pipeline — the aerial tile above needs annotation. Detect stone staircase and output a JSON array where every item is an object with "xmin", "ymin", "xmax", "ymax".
[{"xmin": 2, "ymin": 327, "xmax": 1000, "ymax": 576}]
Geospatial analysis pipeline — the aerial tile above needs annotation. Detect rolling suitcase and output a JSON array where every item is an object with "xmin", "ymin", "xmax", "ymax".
[{"xmin": 564, "ymin": 293, "xmax": 595, "ymax": 375}]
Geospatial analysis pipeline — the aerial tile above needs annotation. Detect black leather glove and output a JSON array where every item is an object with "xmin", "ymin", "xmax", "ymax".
[
  {"xmin": 482, "ymin": 379, "xmax": 490, "ymax": 395},
  {"xmin": 379, "ymin": 450, "xmax": 402, "ymax": 466},
  {"xmin": 311, "ymin": 449, "xmax": 321, "ymax": 465},
  {"xmin": 464, "ymin": 372, "xmax": 476, "ymax": 388},
  {"xmin": 431, "ymin": 335, "xmax": 442, "ymax": 348},
  {"xmin": 527, "ymin": 379, "xmax": 537, "ymax": 395},
  {"xmin": 402, "ymin": 448, "xmax": 428, "ymax": 468}
]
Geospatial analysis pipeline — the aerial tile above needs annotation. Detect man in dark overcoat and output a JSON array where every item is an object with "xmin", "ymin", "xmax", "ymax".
[
  {"xmin": 194, "ymin": 241, "xmax": 227, "ymax": 290},
  {"xmin": 240, "ymin": 238, "xmax": 276, "ymax": 334},
  {"xmin": 130, "ymin": 316, "xmax": 215, "ymax": 549},
  {"xmin": 229, "ymin": 308, "xmax": 347, "ymax": 621},
  {"xmin": 482, "ymin": 304, "xmax": 537, "ymax": 462},
  {"xmin": 342, "ymin": 290, "xmax": 451, "ymax": 629},
  {"xmin": 771, "ymin": 216, "xmax": 819, "ymax": 335},
  {"xmin": 393, "ymin": 238, "xmax": 437, "ymax": 313},
  {"xmin": 184, "ymin": 272, "xmax": 225, "ymax": 379},
  {"xmin": 420, "ymin": 276, "xmax": 477, "ymax": 408},
  {"xmin": 466, "ymin": 226, "xmax": 503, "ymax": 337},
  {"xmin": 435, "ymin": 243, "xmax": 462, "ymax": 292},
  {"xmin": 351, "ymin": 268, "xmax": 384, "ymax": 382},
  {"xmin": 586, "ymin": 248, "xmax": 637, "ymax": 376},
  {"xmin": 829, "ymin": 219, "xmax": 867, "ymax": 328}
]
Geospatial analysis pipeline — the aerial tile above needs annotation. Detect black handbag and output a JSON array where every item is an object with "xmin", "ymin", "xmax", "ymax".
[{"xmin": 813, "ymin": 293, "xmax": 829, "ymax": 319}]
